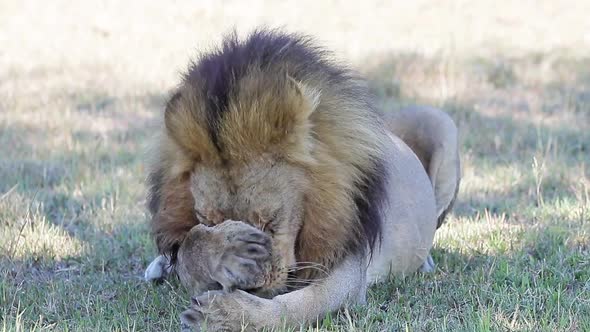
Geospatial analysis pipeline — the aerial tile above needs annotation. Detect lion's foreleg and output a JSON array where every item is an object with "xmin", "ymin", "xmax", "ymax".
[
  {"xmin": 272, "ymin": 254, "xmax": 367, "ymax": 324},
  {"xmin": 181, "ymin": 254, "xmax": 367, "ymax": 330}
]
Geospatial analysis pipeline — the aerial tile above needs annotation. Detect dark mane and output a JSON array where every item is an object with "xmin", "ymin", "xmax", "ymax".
[
  {"xmin": 165, "ymin": 28, "xmax": 386, "ymax": 257},
  {"xmin": 182, "ymin": 29, "xmax": 347, "ymax": 151},
  {"xmin": 354, "ymin": 158, "xmax": 388, "ymax": 256}
]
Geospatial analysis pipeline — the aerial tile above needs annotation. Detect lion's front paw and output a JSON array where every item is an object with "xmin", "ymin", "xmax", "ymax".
[
  {"xmin": 212, "ymin": 221, "xmax": 272, "ymax": 291},
  {"xmin": 180, "ymin": 290, "xmax": 267, "ymax": 332}
]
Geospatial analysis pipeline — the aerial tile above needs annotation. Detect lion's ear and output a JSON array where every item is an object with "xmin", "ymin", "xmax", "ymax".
[
  {"xmin": 219, "ymin": 74, "xmax": 321, "ymax": 160},
  {"xmin": 164, "ymin": 90, "xmax": 218, "ymax": 162},
  {"xmin": 281, "ymin": 76, "xmax": 320, "ymax": 162},
  {"xmin": 287, "ymin": 75, "xmax": 321, "ymax": 119}
]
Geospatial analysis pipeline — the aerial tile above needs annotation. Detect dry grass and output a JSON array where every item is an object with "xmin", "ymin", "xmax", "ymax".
[{"xmin": 1, "ymin": 1, "xmax": 589, "ymax": 331}]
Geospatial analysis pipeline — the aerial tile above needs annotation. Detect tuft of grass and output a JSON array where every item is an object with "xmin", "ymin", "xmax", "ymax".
[{"xmin": 1, "ymin": 1, "xmax": 589, "ymax": 331}]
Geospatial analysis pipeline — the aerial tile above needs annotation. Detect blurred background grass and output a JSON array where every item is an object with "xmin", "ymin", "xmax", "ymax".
[{"xmin": 1, "ymin": 1, "xmax": 589, "ymax": 331}]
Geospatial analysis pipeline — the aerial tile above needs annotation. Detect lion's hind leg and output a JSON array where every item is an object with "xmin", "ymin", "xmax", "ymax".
[{"xmin": 384, "ymin": 106, "xmax": 461, "ymax": 228}]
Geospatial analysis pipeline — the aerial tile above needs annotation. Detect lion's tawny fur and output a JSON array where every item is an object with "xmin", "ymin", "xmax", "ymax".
[
  {"xmin": 144, "ymin": 29, "xmax": 462, "ymax": 332},
  {"xmin": 147, "ymin": 30, "xmax": 389, "ymax": 278}
]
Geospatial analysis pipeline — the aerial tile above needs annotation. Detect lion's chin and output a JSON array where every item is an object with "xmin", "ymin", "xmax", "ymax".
[{"xmin": 247, "ymin": 285, "xmax": 288, "ymax": 299}]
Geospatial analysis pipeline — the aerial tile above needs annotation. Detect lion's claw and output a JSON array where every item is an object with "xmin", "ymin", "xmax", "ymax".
[
  {"xmin": 180, "ymin": 291, "xmax": 239, "ymax": 332},
  {"xmin": 208, "ymin": 221, "xmax": 272, "ymax": 291},
  {"xmin": 180, "ymin": 290, "xmax": 272, "ymax": 332}
]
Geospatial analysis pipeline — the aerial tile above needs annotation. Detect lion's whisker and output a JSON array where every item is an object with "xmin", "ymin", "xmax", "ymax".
[
  {"xmin": 287, "ymin": 261, "xmax": 330, "ymax": 274},
  {"xmin": 286, "ymin": 264, "xmax": 330, "ymax": 276},
  {"xmin": 284, "ymin": 279, "xmax": 324, "ymax": 287},
  {"xmin": 286, "ymin": 267, "xmax": 329, "ymax": 276}
]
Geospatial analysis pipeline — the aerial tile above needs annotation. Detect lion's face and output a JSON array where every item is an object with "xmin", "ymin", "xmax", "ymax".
[
  {"xmin": 189, "ymin": 159, "xmax": 308, "ymax": 294},
  {"xmin": 152, "ymin": 31, "xmax": 390, "ymax": 298}
]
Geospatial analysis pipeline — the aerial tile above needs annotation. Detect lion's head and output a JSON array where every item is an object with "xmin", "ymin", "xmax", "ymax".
[{"xmin": 148, "ymin": 29, "xmax": 390, "ymax": 295}]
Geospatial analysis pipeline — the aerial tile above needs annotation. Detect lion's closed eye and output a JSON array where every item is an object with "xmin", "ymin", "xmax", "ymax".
[
  {"xmin": 248, "ymin": 211, "xmax": 278, "ymax": 233},
  {"xmin": 196, "ymin": 209, "xmax": 224, "ymax": 225},
  {"xmin": 261, "ymin": 219, "xmax": 275, "ymax": 233}
]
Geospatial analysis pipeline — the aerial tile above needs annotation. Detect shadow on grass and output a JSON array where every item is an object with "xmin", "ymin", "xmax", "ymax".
[
  {"xmin": 362, "ymin": 52, "xmax": 589, "ymax": 222},
  {"xmin": 2, "ymin": 53, "xmax": 589, "ymax": 330},
  {"xmin": 0, "ymin": 92, "xmax": 169, "ymax": 281}
]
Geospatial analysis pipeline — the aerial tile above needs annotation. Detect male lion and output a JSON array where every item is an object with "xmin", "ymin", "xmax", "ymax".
[{"xmin": 144, "ymin": 29, "xmax": 460, "ymax": 331}]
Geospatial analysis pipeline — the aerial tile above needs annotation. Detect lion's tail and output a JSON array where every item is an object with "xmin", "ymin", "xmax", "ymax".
[{"xmin": 383, "ymin": 106, "xmax": 461, "ymax": 228}]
